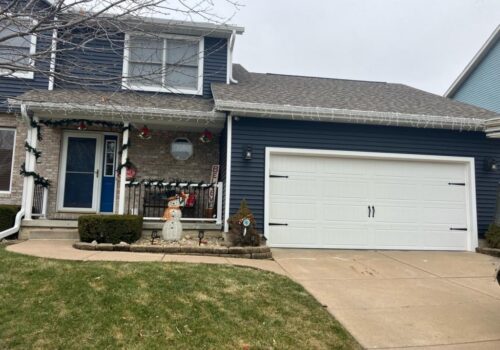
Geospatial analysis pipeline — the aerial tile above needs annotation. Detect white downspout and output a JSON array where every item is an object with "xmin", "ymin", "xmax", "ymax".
[
  {"xmin": 228, "ymin": 30, "xmax": 238, "ymax": 84},
  {"xmin": 0, "ymin": 105, "xmax": 31, "ymax": 240}
]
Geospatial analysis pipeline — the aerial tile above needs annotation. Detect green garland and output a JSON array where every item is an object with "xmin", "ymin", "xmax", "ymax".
[
  {"xmin": 126, "ymin": 178, "xmax": 214, "ymax": 189},
  {"xmin": 20, "ymin": 163, "xmax": 50, "ymax": 188},
  {"xmin": 24, "ymin": 141, "xmax": 42, "ymax": 160},
  {"xmin": 116, "ymin": 158, "xmax": 135, "ymax": 173}
]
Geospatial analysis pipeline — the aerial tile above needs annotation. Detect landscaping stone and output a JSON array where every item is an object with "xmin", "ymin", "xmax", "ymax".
[
  {"xmin": 476, "ymin": 247, "xmax": 500, "ymax": 258},
  {"xmin": 98, "ymin": 243, "xmax": 114, "ymax": 251},
  {"xmin": 74, "ymin": 238, "xmax": 272, "ymax": 259},
  {"xmin": 113, "ymin": 243, "xmax": 130, "ymax": 252},
  {"xmin": 73, "ymin": 242, "xmax": 95, "ymax": 251},
  {"xmin": 251, "ymin": 252, "xmax": 273, "ymax": 259}
]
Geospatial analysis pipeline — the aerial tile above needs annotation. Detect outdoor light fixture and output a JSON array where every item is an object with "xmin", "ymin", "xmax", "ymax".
[
  {"xmin": 244, "ymin": 146, "xmax": 252, "ymax": 160},
  {"xmin": 484, "ymin": 157, "xmax": 498, "ymax": 172}
]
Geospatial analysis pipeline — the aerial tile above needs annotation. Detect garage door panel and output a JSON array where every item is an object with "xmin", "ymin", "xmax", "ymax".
[
  {"xmin": 270, "ymin": 201, "xmax": 317, "ymax": 221},
  {"xmin": 320, "ymin": 225, "xmax": 371, "ymax": 247},
  {"xmin": 268, "ymin": 152, "xmax": 471, "ymax": 251},
  {"xmin": 321, "ymin": 204, "xmax": 370, "ymax": 222},
  {"xmin": 372, "ymin": 225, "xmax": 422, "ymax": 247},
  {"xmin": 269, "ymin": 225, "xmax": 319, "ymax": 247},
  {"xmin": 322, "ymin": 178, "xmax": 369, "ymax": 199}
]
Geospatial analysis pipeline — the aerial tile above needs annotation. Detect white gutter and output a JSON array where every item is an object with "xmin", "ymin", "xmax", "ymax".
[
  {"xmin": 8, "ymin": 99, "xmax": 225, "ymax": 122},
  {"xmin": 228, "ymin": 30, "xmax": 238, "ymax": 84},
  {"xmin": 0, "ymin": 105, "xmax": 31, "ymax": 240},
  {"xmin": 214, "ymin": 100, "xmax": 487, "ymax": 131}
]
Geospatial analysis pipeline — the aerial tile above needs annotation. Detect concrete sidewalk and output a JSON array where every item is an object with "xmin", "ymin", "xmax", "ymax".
[{"xmin": 5, "ymin": 240, "xmax": 287, "ymax": 275}]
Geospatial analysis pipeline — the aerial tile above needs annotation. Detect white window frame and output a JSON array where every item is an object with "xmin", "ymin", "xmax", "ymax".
[
  {"xmin": 0, "ymin": 19, "xmax": 37, "ymax": 79},
  {"xmin": 0, "ymin": 127, "xmax": 16, "ymax": 194},
  {"xmin": 122, "ymin": 33, "xmax": 204, "ymax": 95}
]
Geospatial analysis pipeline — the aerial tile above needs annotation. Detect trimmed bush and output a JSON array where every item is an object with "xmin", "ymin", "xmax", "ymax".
[
  {"xmin": 485, "ymin": 224, "xmax": 500, "ymax": 249},
  {"xmin": 78, "ymin": 215, "xmax": 143, "ymax": 244},
  {"xmin": 0, "ymin": 205, "xmax": 20, "ymax": 232}
]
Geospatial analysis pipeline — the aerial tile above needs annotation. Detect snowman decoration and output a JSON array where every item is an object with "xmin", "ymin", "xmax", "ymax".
[{"xmin": 161, "ymin": 192, "xmax": 187, "ymax": 241}]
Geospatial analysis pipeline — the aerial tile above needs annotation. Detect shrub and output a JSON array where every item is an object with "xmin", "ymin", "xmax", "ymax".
[
  {"xmin": 226, "ymin": 199, "xmax": 261, "ymax": 247},
  {"xmin": 0, "ymin": 205, "xmax": 20, "ymax": 232},
  {"xmin": 485, "ymin": 224, "xmax": 500, "ymax": 249},
  {"xmin": 78, "ymin": 215, "xmax": 143, "ymax": 244}
]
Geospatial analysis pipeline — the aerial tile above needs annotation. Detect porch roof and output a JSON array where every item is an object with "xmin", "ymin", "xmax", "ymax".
[{"xmin": 8, "ymin": 90, "xmax": 224, "ymax": 125}]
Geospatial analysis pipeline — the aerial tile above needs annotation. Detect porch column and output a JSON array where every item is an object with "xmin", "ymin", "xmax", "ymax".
[
  {"xmin": 118, "ymin": 122, "xmax": 130, "ymax": 214},
  {"xmin": 23, "ymin": 108, "xmax": 38, "ymax": 220}
]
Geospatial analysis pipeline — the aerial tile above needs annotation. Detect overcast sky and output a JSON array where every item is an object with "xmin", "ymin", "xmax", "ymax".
[{"xmin": 218, "ymin": 0, "xmax": 500, "ymax": 95}]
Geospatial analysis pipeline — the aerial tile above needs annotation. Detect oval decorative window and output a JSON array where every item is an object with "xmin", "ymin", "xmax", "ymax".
[{"xmin": 170, "ymin": 137, "xmax": 193, "ymax": 161}]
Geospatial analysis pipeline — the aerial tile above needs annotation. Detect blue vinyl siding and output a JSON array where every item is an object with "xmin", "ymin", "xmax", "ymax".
[
  {"xmin": 203, "ymin": 37, "xmax": 227, "ymax": 97},
  {"xmin": 54, "ymin": 30, "xmax": 125, "ymax": 91},
  {"xmin": 229, "ymin": 117, "xmax": 500, "ymax": 236},
  {"xmin": 55, "ymin": 34, "xmax": 227, "ymax": 98},
  {"xmin": 0, "ymin": 0, "xmax": 51, "ymax": 111},
  {"xmin": 452, "ymin": 40, "xmax": 500, "ymax": 113}
]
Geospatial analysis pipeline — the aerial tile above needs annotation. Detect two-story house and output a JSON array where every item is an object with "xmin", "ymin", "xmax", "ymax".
[{"xmin": 2, "ymin": 3, "xmax": 500, "ymax": 252}]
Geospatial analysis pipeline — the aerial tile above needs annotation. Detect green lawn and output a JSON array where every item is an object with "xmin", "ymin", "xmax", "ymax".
[{"xmin": 0, "ymin": 246, "xmax": 360, "ymax": 350}]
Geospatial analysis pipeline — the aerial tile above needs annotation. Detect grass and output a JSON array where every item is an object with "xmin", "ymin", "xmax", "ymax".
[{"xmin": 0, "ymin": 246, "xmax": 360, "ymax": 350}]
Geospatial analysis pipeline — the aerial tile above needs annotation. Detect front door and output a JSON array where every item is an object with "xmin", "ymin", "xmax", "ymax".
[{"xmin": 58, "ymin": 132, "xmax": 103, "ymax": 212}]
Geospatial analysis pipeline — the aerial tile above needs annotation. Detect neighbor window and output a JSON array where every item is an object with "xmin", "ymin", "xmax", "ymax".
[
  {"xmin": 0, "ymin": 22, "xmax": 36, "ymax": 79},
  {"xmin": 123, "ymin": 34, "xmax": 203, "ymax": 94},
  {"xmin": 0, "ymin": 128, "xmax": 15, "ymax": 192}
]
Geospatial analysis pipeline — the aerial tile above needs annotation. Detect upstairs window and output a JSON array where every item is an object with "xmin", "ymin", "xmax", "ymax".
[
  {"xmin": 0, "ymin": 128, "xmax": 15, "ymax": 192},
  {"xmin": 123, "ymin": 34, "xmax": 203, "ymax": 94},
  {"xmin": 0, "ymin": 22, "xmax": 36, "ymax": 79}
]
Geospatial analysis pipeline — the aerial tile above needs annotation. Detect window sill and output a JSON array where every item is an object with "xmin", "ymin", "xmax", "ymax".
[
  {"xmin": 121, "ymin": 82, "xmax": 202, "ymax": 96},
  {"xmin": 0, "ymin": 70, "xmax": 34, "ymax": 79}
]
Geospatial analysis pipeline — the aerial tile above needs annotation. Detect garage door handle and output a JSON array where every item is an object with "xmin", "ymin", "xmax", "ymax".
[
  {"xmin": 368, "ymin": 206, "xmax": 371, "ymax": 217},
  {"xmin": 372, "ymin": 206, "xmax": 375, "ymax": 218},
  {"xmin": 269, "ymin": 223, "xmax": 288, "ymax": 226},
  {"xmin": 450, "ymin": 227, "xmax": 467, "ymax": 231}
]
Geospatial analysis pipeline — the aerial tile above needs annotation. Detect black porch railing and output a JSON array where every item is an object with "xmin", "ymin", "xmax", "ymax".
[{"xmin": 125, "ymin": 181, "xmax": 222, "ymax": 221}]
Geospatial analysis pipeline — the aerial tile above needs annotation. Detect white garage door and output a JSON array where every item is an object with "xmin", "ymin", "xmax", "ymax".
[{"xmin": 267, "ymin": 151, "xmax": 474, "ymax": 251}]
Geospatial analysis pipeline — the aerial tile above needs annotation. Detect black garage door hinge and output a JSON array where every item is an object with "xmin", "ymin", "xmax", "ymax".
[
  {"xmin": 448, "ymin": 182, "xmax": 466, "ymax": 186},
  {"xmin": 269, "ymin": 223, "xmax": 288, "ymax": 226},
  {"xmin": 270, "ymin": 174, "xmax": 288, "ymax": 178}
]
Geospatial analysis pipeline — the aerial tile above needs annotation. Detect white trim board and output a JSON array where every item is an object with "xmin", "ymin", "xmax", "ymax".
[
  {"xmin": 223, "ymin": 115, "xmax": 233, "ymax": 232},
  {"xmin": 264, "ymin": 147, "xmax": 478, "ymax": 252}
]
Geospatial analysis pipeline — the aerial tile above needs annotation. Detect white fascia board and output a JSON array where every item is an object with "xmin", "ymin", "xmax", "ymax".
[{"xmin": 214, "ymin": 100, "xmax": 486, "ymax": 131}]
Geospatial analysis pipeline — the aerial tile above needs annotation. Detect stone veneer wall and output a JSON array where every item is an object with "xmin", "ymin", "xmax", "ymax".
[{"xmin": 1, "ymin": 122, "xmax": 220, "ymax": 219}]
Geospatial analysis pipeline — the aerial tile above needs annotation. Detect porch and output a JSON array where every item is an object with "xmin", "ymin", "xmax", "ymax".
[{"xmin": 9, "ymin": 90, "xmax": 227, "ymax": 237}]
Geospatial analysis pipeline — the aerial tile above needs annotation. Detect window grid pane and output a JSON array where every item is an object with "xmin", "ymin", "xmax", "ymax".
[
  {"xmin": 0, "ymin": 129, "xmax": 15, "ymax": 192},
  {"xmin": 127, "ymin": 35, "xmax": 199, "ymax": 91}
]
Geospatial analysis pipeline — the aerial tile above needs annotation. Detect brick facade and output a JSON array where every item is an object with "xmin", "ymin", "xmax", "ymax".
[{"xmin": 2, "ymin": 120, "xmax": 220, "ymax": 219}]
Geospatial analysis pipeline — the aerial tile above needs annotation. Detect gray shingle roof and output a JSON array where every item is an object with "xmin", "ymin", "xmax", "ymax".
[
  {"xmin": 212, "ymin": 64, "xmax": 499, "ymax": 122},
  {"xmin": 9, "ymin": 89, "xmax": 215, "ymax": 112}
]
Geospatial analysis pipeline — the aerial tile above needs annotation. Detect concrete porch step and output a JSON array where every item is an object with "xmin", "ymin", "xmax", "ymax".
[{"xmin": 20, "ymin": 219, "xmax": 222, "ymax": 240}]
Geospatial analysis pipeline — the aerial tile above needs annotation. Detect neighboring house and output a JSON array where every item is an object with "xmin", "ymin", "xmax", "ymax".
[
  {"xmin": 445, "ymin": 25, "xmax": 500, "ymax": 113},
  {"xmin": 1, "ymin": 7, "xmax": 500, "ymax": 252}
]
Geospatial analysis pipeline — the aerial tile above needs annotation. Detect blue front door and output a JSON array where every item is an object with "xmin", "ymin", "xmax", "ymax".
[
  {"xmin": 99, "ymin": 135, "xmax": 117, "ymax": 212},
  {"xmin": 62, "ymin": 135, "xmax": 98, "ymax": 209}
]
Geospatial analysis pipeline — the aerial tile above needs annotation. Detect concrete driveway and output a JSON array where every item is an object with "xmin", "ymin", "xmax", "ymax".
[{"xmin": 272, "ymin": 249, "xmax": 500, "ymax": 349}]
